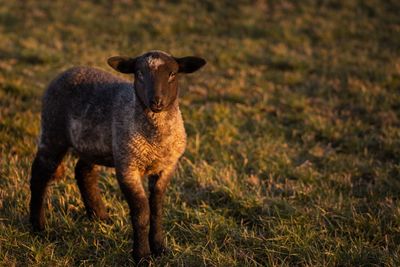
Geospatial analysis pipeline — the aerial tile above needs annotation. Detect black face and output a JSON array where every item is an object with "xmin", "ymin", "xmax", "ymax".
[
  {"xmin": 108, "ymin": 51, "xmax": 206, "ymax": 113},
  {"xmin": 134, "ymin": 53, "xmax": 180, "ymax": 113}
]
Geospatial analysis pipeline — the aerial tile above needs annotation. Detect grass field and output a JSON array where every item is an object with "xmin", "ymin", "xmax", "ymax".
[{"xmin": 1, "ymin": 0, "xmax": 400, "ymax": 266}]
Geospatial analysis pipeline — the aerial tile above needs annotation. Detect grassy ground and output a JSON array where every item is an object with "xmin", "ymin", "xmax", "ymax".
[{"xmin": 1, "ymin": 0, "xmax": 400, "ymax": 266}]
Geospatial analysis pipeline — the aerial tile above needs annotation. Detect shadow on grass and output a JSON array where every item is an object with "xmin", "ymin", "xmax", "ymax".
[
  {"xmin": 0, "ymin": 191, "xmax": 135, "ymax": 266},
  {"xmin": 180, "ymin": 181, "xmax": 296, "ymax": 231}
]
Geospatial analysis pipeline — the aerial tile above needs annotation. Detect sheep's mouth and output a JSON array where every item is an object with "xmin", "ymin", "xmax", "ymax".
[{"xmin": 150, "ymin": 105, "xmax": 163, "ymax": 113}]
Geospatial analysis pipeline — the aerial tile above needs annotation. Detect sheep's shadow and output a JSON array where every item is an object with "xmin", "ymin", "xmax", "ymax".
[
  {"xmin": 178, "ymin": 181, "xmax": 296, "ymax": 231},
  {"xmin": 0, "ymin": 182, "xmax": 135, "ymax": 266}
]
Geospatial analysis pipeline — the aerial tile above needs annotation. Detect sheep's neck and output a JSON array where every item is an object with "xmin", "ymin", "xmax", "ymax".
[{"xmin": 135, "ymin": 97, "xmax": 182, "ymax": 137}]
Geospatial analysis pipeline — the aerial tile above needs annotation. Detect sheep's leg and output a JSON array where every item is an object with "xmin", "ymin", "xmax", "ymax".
[
  {"xmin": 75, "ymin": 160, "xmax": 109, "ymax": 220},
  {"xmin": 30, "ymin": 147, "xmax": 66, "ymax": 231},
  {"xmin": 148, "ymin": 169, "xmax": 173, "ymax": 256},
  {"xmin": 116, "ymin": 167, "xmax": 151, "ymax": 263}
]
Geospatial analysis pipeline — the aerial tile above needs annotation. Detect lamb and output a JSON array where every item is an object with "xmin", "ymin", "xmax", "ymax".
[{"xmin": 29, "ymin": 50, "xmax": 206, "ymax": 263}]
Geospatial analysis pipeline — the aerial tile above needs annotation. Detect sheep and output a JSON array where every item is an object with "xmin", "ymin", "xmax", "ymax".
[{"xmin": 29, "ymin": 50, "xmax": 206, "ymax": 263}]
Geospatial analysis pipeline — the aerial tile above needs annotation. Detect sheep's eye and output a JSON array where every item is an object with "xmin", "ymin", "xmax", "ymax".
[
  {"xmin": 168, "ymin": 72, "xmax": 176, "ymax": 82},
  {"xmin": 136, "ymin": 71, "xmax": 144, "ymax": 80}
]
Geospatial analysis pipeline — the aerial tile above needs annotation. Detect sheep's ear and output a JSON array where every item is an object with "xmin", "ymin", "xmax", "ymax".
[
  {"xmin": 175, "ymin": 56, "xmax": 206, "ymax": 73},
  {"xmin": 107, "ymin": 56, "xmax": 137, "ymax": 74}
]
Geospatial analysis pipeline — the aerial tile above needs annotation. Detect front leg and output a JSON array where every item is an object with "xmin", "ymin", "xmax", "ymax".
[
  {"xmin": 115, "ymin": 165, "xmax": 151, "ymax": 263},
  {"xmin": 148, "ymin": 166, "xmax": 174, "ymax": 256}
]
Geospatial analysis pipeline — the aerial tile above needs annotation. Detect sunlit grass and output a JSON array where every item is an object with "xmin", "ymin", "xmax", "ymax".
[{"xmin": 1, "ymin": 0, "xmax": 399, "ymax": 266}]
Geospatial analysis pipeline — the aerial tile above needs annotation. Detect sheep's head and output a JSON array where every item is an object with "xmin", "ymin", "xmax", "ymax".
[{"xmin": 108, "ymin": 51, "xmax": 206, "ymax": 113}]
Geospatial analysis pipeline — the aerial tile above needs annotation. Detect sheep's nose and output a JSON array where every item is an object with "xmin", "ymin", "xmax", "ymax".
[
  {"xmin": 150, "ymin": 97, "xmax": 164, "ymax": 112},
  {"xmin": 152, "ymin": 97, "xmax": 163, "ymax": 107}
]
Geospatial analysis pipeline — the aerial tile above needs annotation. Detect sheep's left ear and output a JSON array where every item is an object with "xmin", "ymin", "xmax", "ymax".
[
  {"xmin": 107, "ymin": 56, "xmax": 137, "ymax": 74},
  {"xmin": 174, "ymin": 56, "xmax": 206, "ymax": 73}
]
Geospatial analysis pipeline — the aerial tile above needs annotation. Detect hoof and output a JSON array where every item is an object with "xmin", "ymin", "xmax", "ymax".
[
  {"xmin": 134, "ymin": 253, "xmax": 152, "ymax": 266},
  {"xmin": 30, "ymin": 219, "xmax": 45, "ymax": 232},
  {"xmin": 152, "ymin": 244, "xmax": 170, "ymax": 257},
  {"xmin": 87, "ymin": 210, "xmax": 110, "ymax": 222}
]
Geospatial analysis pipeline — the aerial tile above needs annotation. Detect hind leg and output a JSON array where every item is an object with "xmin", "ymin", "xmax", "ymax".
[
  {"xmin": 75, "ymin": 159, "xmax": 108, "ymax": 220},
  {"xmin": 30, "ymin": 146, "xmax": 67, "ymax": 231}
]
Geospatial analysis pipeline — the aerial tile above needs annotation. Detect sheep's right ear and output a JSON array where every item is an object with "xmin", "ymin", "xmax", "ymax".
[{"xmin": 107, "ymin": 56, "xmax": 137, "ymax": 74}]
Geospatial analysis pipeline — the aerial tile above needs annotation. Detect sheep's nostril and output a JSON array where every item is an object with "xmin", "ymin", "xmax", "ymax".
[{"xmin": 152, "ymin": 97, "xmax": 163, "ymax": 107}]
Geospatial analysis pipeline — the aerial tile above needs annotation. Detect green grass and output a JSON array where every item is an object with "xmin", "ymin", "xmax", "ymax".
[{"xmin": 1, "ymin": 0, "xmax": 400, "ymax": 266}]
